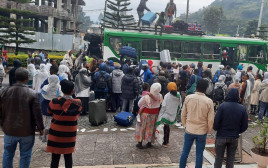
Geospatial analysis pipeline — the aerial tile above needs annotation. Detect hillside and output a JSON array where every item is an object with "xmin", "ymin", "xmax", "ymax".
[{"xmin": 183, "ymin": 0, "xmax": 267, "ymax": 35}]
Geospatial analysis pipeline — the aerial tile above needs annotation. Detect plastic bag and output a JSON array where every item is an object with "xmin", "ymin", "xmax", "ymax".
[
  {"xmin": 136, "ymin": 114, "xmax": 141, "ymax": 122},
  {"xmin": 155, "ymin": 124, "xmax": 164, "ymax": 145}
]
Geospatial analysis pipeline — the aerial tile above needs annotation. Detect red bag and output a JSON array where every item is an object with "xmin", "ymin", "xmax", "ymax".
[{"xmin": 164, "ymin": 25, "xmax": 174, "ymax": 32}]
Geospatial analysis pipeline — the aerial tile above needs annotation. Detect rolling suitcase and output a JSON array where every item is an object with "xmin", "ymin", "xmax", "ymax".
[
  {"xmin": 141, "ymin": 11, "xmax": 157, "ymax": 26},
  {"xmin": 88, "ymin": 99, "xmax": 107, "ymax": 126},
  {"xmin": 114, "ymin": 111, "xmax": 134, "ymax": 126},
  {"xmin": 119, "ymin": 46, "xmax": 137, "ymax": 58},
  {"xmin": 160, "ymin": 50, "xmax": 171, "ymax": 63}
]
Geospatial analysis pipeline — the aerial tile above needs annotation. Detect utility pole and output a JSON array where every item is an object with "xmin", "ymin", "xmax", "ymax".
[
  {"xmin": 257, "ymin": 0, "xmax": 265, "ymax": 36},
  {"xmin": 186, "ymin": 0, "xmax": 190, "ymax": 23},
  {"xmin": 72, "ymin": 0, "xmax": 79, "ymax": 50}
]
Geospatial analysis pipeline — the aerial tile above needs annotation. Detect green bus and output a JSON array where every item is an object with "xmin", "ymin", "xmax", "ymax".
[{"xmin": 103, "ymin": 28, "xmax": 268, "ymax": 73}]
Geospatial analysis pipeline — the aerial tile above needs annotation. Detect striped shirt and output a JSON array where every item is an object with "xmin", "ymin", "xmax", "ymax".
[{"xmin": 46, "ymin": 97, "xmax": 82, "ymax": 154}]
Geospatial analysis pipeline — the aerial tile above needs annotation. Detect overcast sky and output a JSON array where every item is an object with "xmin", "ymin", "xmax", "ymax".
[{"xmin": 83, "ymin": 0, "xmax": 215, "ymax": 22}]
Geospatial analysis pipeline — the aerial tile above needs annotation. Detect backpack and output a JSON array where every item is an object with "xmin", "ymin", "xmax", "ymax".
[
  {"xmin": 212, "ymin": 70, "xmax": 221, "ymax": 84},
  {"xmin": 205, "ymin": 78, "xmax": 214, "ymax": 96},
  {"xmin": 186, "ymin": 75, "xmax": 198, "ymax": 95},
  {"xmin": 96, "ymin": 72, "xmax": 107, "ymax": 89},
  {"xmin": 213, "ymin": 86, "xmax": 224, "ymax": 101}
]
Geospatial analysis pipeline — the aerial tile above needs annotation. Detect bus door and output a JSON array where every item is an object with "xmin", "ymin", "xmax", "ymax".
[
  {"xmin": 124, "ymin": 39, "xmax": 141, "ymax": 61},
  {"xmin": 221, "ymin": 44, "xmax": 239, "ymax": 69}
]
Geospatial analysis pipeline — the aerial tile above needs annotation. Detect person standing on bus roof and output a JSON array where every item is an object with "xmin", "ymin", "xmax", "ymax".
[
  {"xmin": 137, "ymin": 0, "xmax": 150, "ymax": 27},
  {"xmin": 165, "ymin": 0, "xmax": 177, "ymax": 25}
]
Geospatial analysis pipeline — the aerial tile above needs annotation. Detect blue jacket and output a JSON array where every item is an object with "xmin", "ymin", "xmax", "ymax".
[
  {"xmin": 187, "ymin": 75, "xmax": 202, "ymax": 90},
  {"xmin": 213, "ymin": 88, "xmax": 248, "ymax": 138},
  {"xmin": 94, "ymin": 63, "xmax": 111, "ymax": 93},
  {"xmin": 143, "ymin": 68, "xmax": 153, "ymax": 83}
]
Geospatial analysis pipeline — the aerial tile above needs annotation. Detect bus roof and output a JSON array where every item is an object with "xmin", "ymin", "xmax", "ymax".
[{"xmin": 104, "ymin": 28, "xmax": 268, "ymax": 45}]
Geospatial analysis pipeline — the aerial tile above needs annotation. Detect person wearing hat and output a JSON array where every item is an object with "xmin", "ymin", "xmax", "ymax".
[
  {"xmin": 156, "ymin": 82, "xmax": 181, "ymax": 148},
  {"xmin": 235, "ymin": 64, "xmax": 245, "ymax": 83},
  {"xmin": 142, "ymin": 64, "xmax": 153, "ymax": 83},
  {"xmin": 110, "ymin": 64, "xmax": 124, "ymax": 112}
]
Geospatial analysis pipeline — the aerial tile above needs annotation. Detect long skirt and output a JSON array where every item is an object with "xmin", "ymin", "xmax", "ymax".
[{"xmin": 135, "ymin": 113, "xmax": 158, "ymax": 143}]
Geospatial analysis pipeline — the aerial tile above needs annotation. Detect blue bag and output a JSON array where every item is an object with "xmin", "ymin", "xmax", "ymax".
[
  {"xmin": 114, "ymin": 111, "xmax": 134, "ymax": 126},
  {"xmin": 141, "ymin": 11, "xmax": 157, "ymax": 26},
  {"xmin": 119, "ymin": 46, "xmax": 137, "ymax": 58},
  {"xmin": 212, "ymin": 70, "xmax": 221, "ymax": 84}
]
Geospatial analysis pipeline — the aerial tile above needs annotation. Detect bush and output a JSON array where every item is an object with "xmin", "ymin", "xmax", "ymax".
[{"xmin": 7, "ymin": 54, "xmax": 64, "ymax": 67}]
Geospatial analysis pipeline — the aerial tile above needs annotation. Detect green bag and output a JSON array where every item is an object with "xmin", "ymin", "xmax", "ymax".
[{"xmin": 186, "ymin": 75, "xmax": 198, "ymax": 95}]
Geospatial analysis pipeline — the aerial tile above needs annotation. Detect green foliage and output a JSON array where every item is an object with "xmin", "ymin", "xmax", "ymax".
[
  {"xmin": 203, "ymin": 6, "xmax": 224, "ymax": 34},
  {"xmin": 0, "ymin": 6, "xmax": 37, "ymax": 55},
  {"xmin": 245, "ymin": 20, "xmax": 258, "ymax": 36},
  {"xmin": 252, "ymin": 117, "xmax": 268, "ymax": 154},
  {"xmin": 8, "ymin": 54, "xmax": 64, "ymax": 67},
  {"xmin": 102, "ymin": 0, "xmax": 136, "ymax": 28},
  {"xmin": 185, "ymin": 0, "xmax": 268, "ymax": 36}
]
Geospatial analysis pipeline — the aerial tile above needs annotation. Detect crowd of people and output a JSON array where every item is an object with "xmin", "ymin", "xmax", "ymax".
[{"xmin": 0, "ymin": 48, "xmax": 268, "ymax": 168}]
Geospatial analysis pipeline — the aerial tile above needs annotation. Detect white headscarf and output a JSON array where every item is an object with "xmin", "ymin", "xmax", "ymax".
[
  {"xmin": 40, "ymin": 64, "xmax": 47, "ymax": 73},
  {"xmin": 219, "ymin": 65, "xmax": 224, "ymax": 70},
  {"xmin": 27, "ymin": 64, "xmax": 36, "ymax": 80},
  {"xmin": 33, "ymin": 64, "xmax": 49, "ymax": 93},
  {"xmin": 41, "ymin": 75, "xmax": 62, "ymax": 100},
  {"xmin": 145, "ymin": 83, "xmax": 163, "ymax": 108},
  {"xmin": 58, "ymin": 65, "xmax": 69, "ymax": 80},
  {"xmin": 218, "ymin": 75, "xmax": 226, "ymax": 84}
]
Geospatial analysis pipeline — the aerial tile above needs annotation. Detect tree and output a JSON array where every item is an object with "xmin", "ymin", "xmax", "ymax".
[
  {"xmin": 78, "ymin": 6, "xmax": 93, "ymax": 33},
  {"xmin": 102, "ymin": 0, "xmax": 136, "ymax": 28},
  {"xmin": 203, "ymin": 6, "xmax": 224, "ymax": 34},
  {"xmin": 244, "ymin": 19, "xmax": 258, "ymax": 36},
  {"xmin": 0, "ymin": 0, "xmax": 36, "ymax": 55},
  {"xmin": 98, "ymin": 13, "xmax": 104, "ymax": 23}
]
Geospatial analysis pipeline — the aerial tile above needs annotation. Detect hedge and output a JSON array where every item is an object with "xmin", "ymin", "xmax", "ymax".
[{"xmin": 7, "ymin": 54, "xmax": 64, "ymax": 67}]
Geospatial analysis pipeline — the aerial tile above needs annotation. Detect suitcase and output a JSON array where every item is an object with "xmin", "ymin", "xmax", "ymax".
[
  {"xmin": 160, "ymin": 50, "xmax": 171, "ymax": 63},
  {"xmin": 119, "ymin": 46, "xmax": 137, "ymax": 58},
  {"xmin": 141, "ymin": 11, "xmax": 157, "ymax": 26},
  {"xmin": 114, "ymin": 111, "xmax": 134, "ymax": 126},
  {"xmin": 88, "ymin": 99, "xmax": 107, "ymax": 126},
  {"xmin": 89, "ymin": 91, "xmax": 95, "ymax": 102},
  {"xmin": 164, "ymin": 25, "xmax": 174, "ymax": 33}
]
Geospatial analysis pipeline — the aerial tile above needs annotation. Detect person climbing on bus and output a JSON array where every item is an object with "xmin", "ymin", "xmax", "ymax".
[
  {"xmin": 165, "ymin": 0, "xmax": 177, "ymax": 25},
  {"xmin": 155, "ymin": 12, "xmax": 166, "ymax": 35},
  {"xmin": 137, "ymin": 0, "xmax": 151, "ymax": 27}
]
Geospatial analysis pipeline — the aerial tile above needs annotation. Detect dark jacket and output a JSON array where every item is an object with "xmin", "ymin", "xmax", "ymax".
[
  {"xmin": 93, "ymin": 63, "xmax": 111, "ymax": 93},
  {"xmin": 9, "ymin": 60, "xmax": 22, "ymax": 86},
  {"xmin": 0, "ymin": 83, "xmax": 44, "ymax": 137},
  {"xmin": 187, "ymin": 74, "xmax": 202, "ymax": 90},
  {"xmin": 121, "ymin": 74, "xmax": 139, "ymax": 100},
  {"xmin": 213, "ymin": 88, "xmax": 248, "ymax": 138},
  {"xmin": 154, "ymin": 76, "xmax": 169, "ymax": 96}
]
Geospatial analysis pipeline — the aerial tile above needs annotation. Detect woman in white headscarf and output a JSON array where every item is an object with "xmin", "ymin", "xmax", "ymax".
[
  {"xmin": 33, "ymin": 64, "xmax": 49, "ymax": 93},
  {"xmin": 135, "ymin": 83, "xmax": 163, "ymax": 149},
  {"xmin": 58, "ymin": 65, "xmax": 69, "ymax": 80},
  {"xmin": 40, "ymin": 75, "xmax": 63, "ymax": 142},
  {"xmin": 75, "ymin": 68, "xmax": 92, "ymax": 115},
  {"xmin": 27, "ymin": 64, "xmax": 36, "ymax": 88}
]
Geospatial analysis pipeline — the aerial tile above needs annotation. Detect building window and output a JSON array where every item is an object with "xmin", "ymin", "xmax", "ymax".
[
  {"xmin": 203, "ymin": 43, "xmax": 221, "ymax": 60},
  {"xmin": 163, "ymin": 40, "xmax": 182, "ymax": 59},
  {"xmin": 183, "ymin": 42, "xmax": 201, "ymax": 59},
  {"xmin": 248, "ymin": 45, "xmax": 264, "ymax": 64},
  {"xmin": 110, "ymin": 37, "xmax": 122, "ymax": 54},
  {"xmin": 142, "ymin": 39, "xmax": 161, "ymax": 58}
]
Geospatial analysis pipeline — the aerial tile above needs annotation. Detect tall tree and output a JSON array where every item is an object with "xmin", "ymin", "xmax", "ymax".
[
  {"xmin": 244, "ymin": 19, "xmax": 258, "ymax": 36},
  {"xmin": 203, "ymin": 6, "xmax": 224, "ymax": 34},
  {"xmin": 0, "ymin": 0, "xmax": 36, "ymax": 55},
  {"xmin": 102, "ymin": 0, "xmax": 136, "ymax": 28},
  {"xmin": 78, "ymin": 6, "xmax": 93, "ymax": 33}
]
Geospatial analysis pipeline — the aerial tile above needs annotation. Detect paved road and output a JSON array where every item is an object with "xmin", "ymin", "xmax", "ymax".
[{"xmin": 0, "ymin": 73, "xmax": 259, "ymax": 167}]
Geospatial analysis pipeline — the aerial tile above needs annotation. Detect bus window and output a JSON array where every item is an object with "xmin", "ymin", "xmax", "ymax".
[
  {"xmin": 125, "ymin": 41, "xmax": 139, "ymax": 53},
  {"xmin": 203, "ymin": 43, "xmax": 220, "ymax": 60},
  {"xmin": 110, "ymin": 37, "xmax": 122, "ymax": 54},
  {"xmin": 183, "ymin": 42, "xmax": 201, "ymax": 59},
  {"xmin": 164, "ymin": 40, "xmax": 182, "ymax": 59},
  {"xmin": 248, "ymin": 45, "xmax": 264, "ymax": 64},
  {"xmin": 142, "ymin": 39, "xmax": 160, "ymax": 58},
  {"xmin": 237, "ymin": 45, "xmax": 247, "ymax": 62}
]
